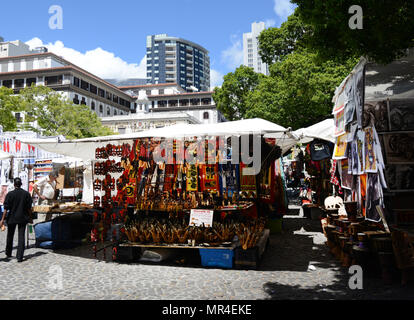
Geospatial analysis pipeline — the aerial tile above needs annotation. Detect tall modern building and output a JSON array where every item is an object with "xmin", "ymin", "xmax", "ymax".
[
  {"xmin": 243, "ymin": 22, "xmax": 269, "ymax": 76},
  {"xmin": 146, "ymin": 34, "xmax": 210, "ymax": 92}
]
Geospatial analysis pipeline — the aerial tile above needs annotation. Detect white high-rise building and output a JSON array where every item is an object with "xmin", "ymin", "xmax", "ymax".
[{"xmin": 243, "ymin": 22, "xmax": 269, "ymax": 76}]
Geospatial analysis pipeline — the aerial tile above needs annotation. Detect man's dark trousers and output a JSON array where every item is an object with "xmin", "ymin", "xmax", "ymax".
[{"xmin": 6, "ymin": 223, "xmax": 27, "ymax": 260}]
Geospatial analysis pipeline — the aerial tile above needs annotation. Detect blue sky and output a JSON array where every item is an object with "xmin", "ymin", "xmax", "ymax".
[{"xmin": 0, "ymin": 0, "xmax": 296, "ymax": 88}]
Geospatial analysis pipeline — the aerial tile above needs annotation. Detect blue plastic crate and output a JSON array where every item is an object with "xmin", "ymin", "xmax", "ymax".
[{"xmin": 199, "ymin": 248, "xmax": 234, "ymax": 269}]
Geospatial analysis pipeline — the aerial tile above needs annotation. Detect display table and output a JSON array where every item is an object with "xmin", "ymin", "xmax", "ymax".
[{"xmin": 115, "ymin": 229, "xmax": 270, "ymax": 269}]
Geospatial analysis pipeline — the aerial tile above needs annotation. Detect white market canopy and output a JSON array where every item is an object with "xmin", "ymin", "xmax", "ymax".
[
  {"xmin": 0, "ymin": 150, "xmax": 12, "ymax": 160},
  {"xmin": 293, "ymin": 118, "xmax": 335, "ymax": 144},
  {"xmin": 18, "ymin": 118, "xmax": 297, "ymax": 161},
  {"xmin": 264, "ymin": 118, "xmax": 335, "ymax": 153}
]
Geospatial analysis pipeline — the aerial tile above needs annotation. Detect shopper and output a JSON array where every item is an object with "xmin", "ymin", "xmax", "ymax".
[{"xmin": 0, "ymin": 178, "xmax": 33, "ymax": 262}]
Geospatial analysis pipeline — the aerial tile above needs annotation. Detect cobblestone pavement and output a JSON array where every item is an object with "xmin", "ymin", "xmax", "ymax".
[{"xmin": 0, "ymin": 207, "xmax": 413, "ymax": 300}]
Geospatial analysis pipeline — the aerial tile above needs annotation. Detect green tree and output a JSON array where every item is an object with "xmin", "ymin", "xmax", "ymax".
[
  {"xmin": 246, "ymin": 49, "xmax": 358, "ymax": 130},
  {"xmin": 292, "ymin": 0, "xmax": 414, "ymax": 64},
  {"xmin": 18, "ymin": 85, "xmax": 114, "ymax": 139},
  {"xmin": 0, "ymin": 86, "xmax": 23, "ymax": 131},
  {"xmin": 258, "ymin": 9, "xmax": 310, "ymax": 65},
  {"xmin": 212, "ymin": 65, "xmax": 264, "ymax": 121}
]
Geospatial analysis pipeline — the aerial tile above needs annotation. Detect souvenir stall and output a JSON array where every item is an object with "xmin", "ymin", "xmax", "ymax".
[
  {"xmin": 323, "ymin": 52, "xmax": 414, "ymax": 285},
  {"xmin": 22, "ymin": 119, "xmax": 297, "ymax": 268},
  {"xmin": 266, "ymin": 118, "xmax": 337, "ymax": 219}
]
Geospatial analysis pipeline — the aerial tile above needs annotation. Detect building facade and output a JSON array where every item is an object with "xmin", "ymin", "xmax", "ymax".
[
  {"xmin": 146, "ymin": 34, "xmax": 210, "ymax": 92},
  {"xmin": 0, "ymin": 42, "xmax": 135, "ymax": 119},
  {"xmin": 243, "ymin": 22, "xmax": 269, "ymax": 76},
  {"xmin": 118, "ymin": 83, "xmax": 226, "ymax": 124},
  {"xmin": 101, "ymin": 111, "xmax": 200, "ymax": 134}
]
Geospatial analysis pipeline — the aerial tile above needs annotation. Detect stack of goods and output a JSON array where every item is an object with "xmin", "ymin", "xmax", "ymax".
[
  {"xmin": 322, "ymin": 210, "xmax": 395, "ymax": 281},
  {"xmin": 123, "ymin": 217, "xmax": 267, "ymax": 249}
]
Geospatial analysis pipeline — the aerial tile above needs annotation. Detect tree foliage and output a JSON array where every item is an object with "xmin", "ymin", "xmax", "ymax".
[
  {"xmin": 16, "ymin": 85, "xmax": 114, "ymax": 139},
  {"xmin": 292, "ymin": 0, "xmax": 414, "ymax": 64},
  {"xmin": 0, "ymin": 86, "xmax": 23, "ymax": 132},
  {"xmin": 212, "ymin": 65, "xmax": 264, "ymax": 121},
  {"xmin": 258, "ymin": 9, "xmax": 310, "ymax": 65},
  {"xmin": 246, "ymin": 49, "xmax": 358, "ymax": 130}
]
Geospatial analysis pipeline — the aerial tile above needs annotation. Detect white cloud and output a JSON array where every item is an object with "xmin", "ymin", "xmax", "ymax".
[
  {"xmin": 25, "ymin": 37, "xmax": 146, "ymax": 80},
  {"xmin": 264, "ymin": 19, "xmax": 276, "ymax": 28},
  {"xmin": 210, "ymin": 69, "xmax": 224, "ymax": 90},
  {"xmin": 221, "ymin": 34, "xmax": 244, "ymax": 71},
  {"xmin": 273, "ymin": 0, "xmax": 296, "ymax": 21}
]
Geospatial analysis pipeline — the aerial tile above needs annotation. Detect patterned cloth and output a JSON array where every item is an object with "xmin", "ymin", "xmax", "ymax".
[{"xmin": 330, "ymin": 160, "xmax": 342, "ymax": 194}]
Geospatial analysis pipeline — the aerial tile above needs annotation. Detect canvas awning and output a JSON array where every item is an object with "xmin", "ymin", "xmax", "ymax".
[
  {"xmin": 293, "ymin": 118, "xmax": 335, "ymax": 144},
  {"xmin": 18, "ymin": 118, "xmax": 297, "ymax": 161},
  {"xmin": 264, "ymin": 118, "xmax": 335, "ymax": 154},
  {"xmin": 0, "ymin": 150, "xmax": 12, "ymax": 160}
]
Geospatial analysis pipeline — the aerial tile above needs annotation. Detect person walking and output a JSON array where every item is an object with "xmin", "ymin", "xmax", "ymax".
[{"xmin": 0, "ymin": 178, "xmax": 33, "ymax": 262}]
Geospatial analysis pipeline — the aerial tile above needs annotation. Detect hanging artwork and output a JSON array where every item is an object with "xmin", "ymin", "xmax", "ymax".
[
  {"xmin": 382, "ymin": 133, "xmax": 414, "ymax": 164},
  {"xmin": 356, "ymin": 130, "xmax": 365, "ymax": 175},
  {"xmin": 339, "ymin": 159, "xmax": 352, "ymax": 190},
  {"xmin": 334, "ymin": 105, "xmax": 346, "ymax": 137},
  {"xmin": 365, "ymin": 173, "xmax": 383, "ymax": 222},
  {"xmin": 363, "ymin": 100, "xmax": 389, "ymax": 131},
  {"xmin": 333, "ymin": 133, "xmax": 348, "ymax": 159},
  {"xmin": 364, "ymin": 127, "xmax": 377, "ymax": 173},
  {"xmin": 388, "ymin": 99, "xmax": 414, "ymax": 131}
]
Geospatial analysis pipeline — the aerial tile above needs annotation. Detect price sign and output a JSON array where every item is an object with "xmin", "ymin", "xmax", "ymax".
[{"xmin": 189, "ymin": 209, "xmax": 214, "ymax": 228}]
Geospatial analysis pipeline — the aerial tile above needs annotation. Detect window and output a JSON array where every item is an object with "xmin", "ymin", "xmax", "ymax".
[
  {"xmin": 114, "ymin": 110, "xmax": 117, "ymax": 116},
  {"xmin": 45, "ymin": 75, "xmax": 62, "ymax": 86},
  {"xmin": 15, "ymin": 113, "xmax": 23, "ymax": 123},
  {"xmin": 106, "ymin": 92, "xmax": 112, "ymax": 101},
  {"xmin": 14, "ymin": 79, "xmax": 24, "ymax": 88},
  {"xmin": 146, "ymin": 90, "xmax": 151, "ymax": 96},
  {"xmin": 26, "ymin": 78, "xmax": 36, "ymax": 87},
  {"xmin": 81, "ymin": 97, "xmax": 86, "ymax": 105},
  {"xmin": 73, "ymin": 95, "xmax": 79, "ymax": 105},
  {"xmin": 99, "ymin": 105, "xmax": 103, "ymax": 113},
  {"xmin": 98, "ymin": 88, "xmax": 105, "ymax": 98},
  {"xmin": 91, "ymin": 102, "xmax": 95, "ymax": 111},
  {"xmin": 90, "ymin": 84, "xmax": 97, "ymax": 94},
  {"xmin": 203, "ymin": 112, "xmax": 209, "ymax": 120},
  {"xmin": 158, "ymin": 100, "xmax": 167, "ymax": 107},
  {"xmin": 73, "ymin": 77, "xmax": 80, "ymax": 87},
  {"xmin": 190, "ymin": 98, "xmax": 200, "ymax": 106},
  {"xmin": 107, "ymin": 107, "xmax": 111, "ymax": 116},
  {"xmin": 113, "ymin": 95, "xmax": 119, "ymax": 103},
  {"xmin": 80, "ymin": 80, "xmax": 89, "ymax": 91},
  {"xmin": 159, "ymin": 89, "xmax": 164, "ymax": 95},
  {"xmin": 202, "ymin": 98, "xmax": 211, "ymax": 105}
]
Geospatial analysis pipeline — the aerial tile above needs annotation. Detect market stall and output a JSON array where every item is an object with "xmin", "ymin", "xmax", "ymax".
[
  {"xmin": 266, "ymin": 118, "xmax": 337, "ymax": 218},
  {"xmin": 22, "ymin": 118, "xmax": 298, "ymax": 268},
  {"xmin": 322, "ymin": 52, "xmax": 414, "ymax": 285}
]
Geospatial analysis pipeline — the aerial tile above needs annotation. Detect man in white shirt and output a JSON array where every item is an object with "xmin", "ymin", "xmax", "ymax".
[
  {"xmin": 33, "ymin": 171, "xmax": 58, "ymax": 221},
  {"xmin": 33, "ymin": 171, "xmax": 58, "ymax": 204}
]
